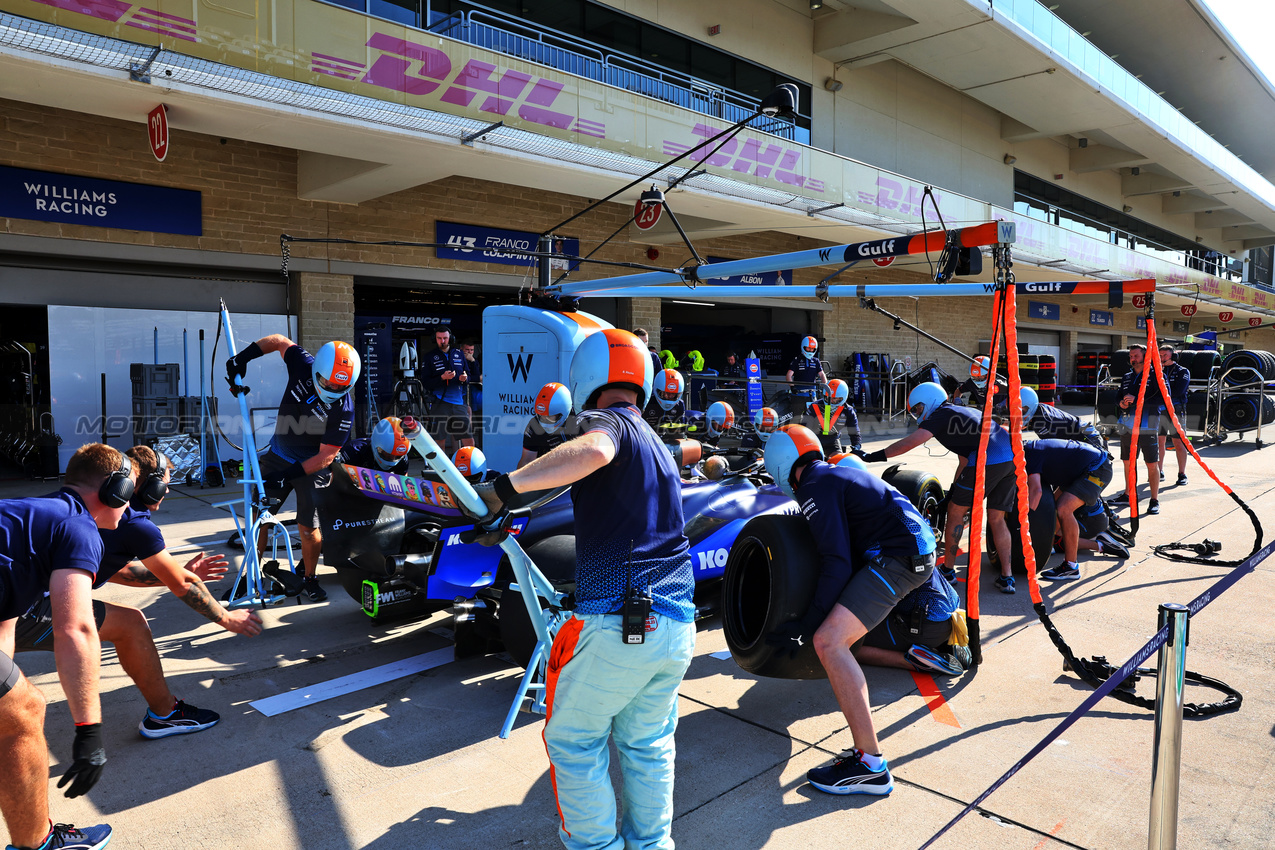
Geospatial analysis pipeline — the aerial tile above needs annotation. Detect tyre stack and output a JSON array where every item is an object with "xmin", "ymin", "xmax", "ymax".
[
  {"xmin": 1218, "ymin": 350, "xmax": 1275, "ymax": 435},
  {"xmin": 1036, "ymin": 354, "xmax": 1057, "ymax": 406}
]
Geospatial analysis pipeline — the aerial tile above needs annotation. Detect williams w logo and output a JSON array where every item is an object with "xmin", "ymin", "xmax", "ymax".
[{"xmin": 507, "ymin": 352, "xmax": 535, "ymax": 382}]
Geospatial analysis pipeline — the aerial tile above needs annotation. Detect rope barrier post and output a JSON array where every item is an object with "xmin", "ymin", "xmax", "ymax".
[{"xmin": 1148, "ymin": 602, "xmax": 1189, "ymax": 850}]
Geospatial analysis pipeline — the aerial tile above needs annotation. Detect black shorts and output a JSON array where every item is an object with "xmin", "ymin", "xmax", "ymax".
[
  {"xmin": 1061, "ymin": 459, "xmax": 1113, "ymax": 507},
  {"xmin": 14, "ymin": 597, "xmax": 109, "ymax": 653},
  {"xmin": 258, "ymin": 451, "xmax": 322, "ymax": 528},
  {"xmin": 950, "ymin": 460, "xmax": 1017, "ymax": 513},
  {"xmin": 428, "ymin": 400, "xmax": 472, "ymax": 442},
  {"xmin": 1119, "ymin": 433, "xmax": 1159, "ymax": 463},
  {"xmin": 1076, "ymin": 506, "xmax": 1109, "ymax": 540},
  {"xmin": 836, "ymin": 552, "xmax": 935, "ymax": 633},
  {"xmin": 0, "ymin": 650, "xmax": 20, "ymax": 699},
  {"xmin": 860, "ymin": 608, "xmax": 953, "ymax": 652}
]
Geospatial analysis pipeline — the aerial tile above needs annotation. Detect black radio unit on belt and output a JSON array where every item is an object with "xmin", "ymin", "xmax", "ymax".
[{"xmin": 621, "ymin": 539, "xmax": 652, "ymax": 645}]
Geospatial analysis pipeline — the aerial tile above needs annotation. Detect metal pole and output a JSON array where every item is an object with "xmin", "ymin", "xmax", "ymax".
[
  {"xmin": 198, "ymin": 329, "xmax": 206, "ymax": 487},
  {"xmin": 538, "ymin": 234, "xmax": 552, "ymax": 291},
  {"xmin": 183, "ymin": 328, "xmax": 189, "ymax": 398},
  {"xmin": 1148, "ymin": 602, "xmax": 1189, "ymax": 850},
  {"xmin": 154, "ymin": 326, "xmax": 159, "ymax": 365}
]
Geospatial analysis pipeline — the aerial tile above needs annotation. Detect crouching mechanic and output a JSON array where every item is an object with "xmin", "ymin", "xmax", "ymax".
[
  {"xmin": 471, "ymin": 329, "xmax": 694, "ymax": 850},
  {"xmin": 765, "ymin": 425, "xmax": 937, "ymax": 795},
  {"xmin": 862, "ymin": 382, "xmax": 1017, "ymax": 593},
  {"xmin": 1024, "ymin": 439, "xmax": 1113, "ymax": 581},
  {"xmin": 14, "ymin": 446, "xmax": 261, "ymax": 740},
  {"xmin": 340, "ymin": 417, "xmax": 411, "ymax": 476},
  {"xmin": 227, "ymin": 335, "xmax": 360, "ymax": 602},
  {"xmin": 0, "ymin": 444, "xmax": 131, "ymax": 850},
  {"xmin": 519, "ymin": 382, "xmax": 579, "ymax": 469}
]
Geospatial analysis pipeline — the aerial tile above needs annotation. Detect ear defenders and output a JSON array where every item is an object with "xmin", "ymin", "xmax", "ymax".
[
  {"xmin": 137, "ymin": 450, "xmax": 170, "ymax": 507},
  {"xmin": 99, "ymin": 452, "xmax": 135, "ymax": 509}
]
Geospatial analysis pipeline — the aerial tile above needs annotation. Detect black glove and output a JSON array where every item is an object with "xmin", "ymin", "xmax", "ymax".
[
  {"xmin": 58, "ymin": 723, "xmax": 106, "ymax": 798},
  {"xmin": 766, "ymin": 620, "xmax": 810, "ymax": 660},
  {"xmin": 226, "ymin": 341, "xmax": 264, "ymax": 385},
  {"xmin": 850, "ymin": 445, "xmax": 867, "ymax": 459},
  {"xmin": 862, "ymin": 449, "xmax": 888, "ymax": 463}
]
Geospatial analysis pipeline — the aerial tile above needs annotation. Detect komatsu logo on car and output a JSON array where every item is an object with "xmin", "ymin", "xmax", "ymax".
[
  {"xmin": 1022, "ymin": 282, "xmax": 1065, "ymax": 292},
  {"xmin": 696, "ymin": 548, "xmax": 729, "ymax": 571},
  {"xmin": 857, "ymin": 239, "xmax": 896, "ymax": 258}
]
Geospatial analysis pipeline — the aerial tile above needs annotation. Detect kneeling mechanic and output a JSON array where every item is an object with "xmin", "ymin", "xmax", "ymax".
[{"xmin": 765, "ymin": 425, "xmax": 938, "ymax": 796}]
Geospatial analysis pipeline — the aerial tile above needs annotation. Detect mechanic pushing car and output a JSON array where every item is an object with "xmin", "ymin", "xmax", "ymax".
[
  {"xmin": 227, "ymin": 334, "xmax": 360, "ymax": 603},
  {"xmin": 1017, "ymin": 386, "xmax": 1107, "ymax": 452},
  {"xmin": 764, "ymin": 424, "xmax": 938, "ymax": 796},
  {"xmin": 471, "ymin": 328, "xmax": 694, "ymax": 850},
  {"xmin": 862, "ymin": 382, "xmax": 1018, "ymax": 593},
  {"xmin": 0, "ymin": 443, "xmax": 131, "ymax": 850}
]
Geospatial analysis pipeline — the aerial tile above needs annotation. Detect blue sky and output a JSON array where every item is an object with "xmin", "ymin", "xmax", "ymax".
[{"xmin": 1203, "ymin": 0, "xmax": 1275, "ymax": 87}]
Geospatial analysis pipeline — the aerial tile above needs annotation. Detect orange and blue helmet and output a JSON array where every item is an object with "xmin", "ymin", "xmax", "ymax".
[
  {"xmin": 453, "ymin": 446, "xmax": 487, "ymax": 479},
  {"xmin": 825, "ymin": 378, "xmax": 849, "ymax": 407},
  {"xmin": 764, "ymin": 424, "xmax": 824, "ymax": 498},
  {"xmin": 569, "ymin": 328, "xmax": 655, "ymax": 412},
  {"xmin": 753, "ymin": 407, "xmax": 779, "ymax": 442},
  {"xmin": 534, "ymin": 382, "xmax": 572, "ymax": 434},
  {"xmin": 371, "ymin": 417, "xmax": 409, "ymax": 470},
  {"xmin": 313, "ymin": 341, "xmax": 361, "ymax": 404},
  {"xmin": 801, "ymin": 335, "xmax": 818, "ymax": 360},
  {"xmin": 706, "ymin": 401, "xmax": 735, "ymax": 438},
  {"xmin": 969, "ymin": 355, "xmax": 992, "ymax": 389},
  {"xmin": 655, "ymin": 369, "xmax": 685, "ymax": 412}
]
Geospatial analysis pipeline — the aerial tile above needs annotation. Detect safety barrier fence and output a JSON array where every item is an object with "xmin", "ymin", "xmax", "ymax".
[{"xmin": 917, "ymin": 537, "xmax": 1274, "ymax": 849}]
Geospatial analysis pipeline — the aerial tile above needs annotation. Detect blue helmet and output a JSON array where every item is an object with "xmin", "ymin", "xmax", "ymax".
[
  {"xmin": 907, "ymin": 382, "xmax": 947, "ymax": 423},
  {"xmin": 969, "ymin": 355, "xmax": 992, "ymax": 390},
  {"xmin": 312, "ymin": 341, "xmax": 361, "ymax": 405},
  {"xmin": 753, "ymin": 407, "xmax": 779, "ymax": 443},
  {"xmin": 830, "ymin": 452, "xmax": 869, "ymax": 472},
  {"xmin": 763, "ymin": 424, "xmax": 824, "ymax": 499},
  {"xmin": 655, "ymin": 368, "xmax": 685, "ymax": 412},
  {"xmin": 570, "ymin": 329, "xmax": 654, "ymax": 412},
  {"xmin": 706, "ymin": 401, "xmax": 735, "ymax": 438},
  {"xmin": 534, "ymin": 382, "xmax": 572, "ymax": 434},
  {"xmin": 370, "ymin": 417, "xmax": 409, "ymax": 470},
  {"xmin": 801, "ymin": 335, "xmax": 818, "ymax": 360},
  {"xmin": 1020, "ymin": 386, "xmax": 1040, "ymax": 421},
  {"xmin": 453, "ymin": 446, "xmax": 487, "ymax": 479}
]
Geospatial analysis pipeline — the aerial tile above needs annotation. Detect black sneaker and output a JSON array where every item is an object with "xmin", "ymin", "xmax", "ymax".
[
  {"xmin": 1176, "ymin": 473, "xmax": 1188, "ymax": 486},
  {"xmin": 1040, "ymin": 562, "xmax": 1080, "ymax": 581},
  {"xmin": 907, "ymin": 645, "xmax": 965, "ymax": 676},
  {"xmin": 1095, "ymin": 531, "xmax": 1130, "ymax": 559},
  {"xmin": 139, "ymin": 699, "xmax": 220, "ymax": 739},
  {"xmin": 807, "ymin": 750, "xmax": 893, "ymax": 796},
  {"xmin": 1109, "ymin": 492, "xmax": 1130, "ymax": 505},
  {"xmin": 1147, "ymin": 499, "xmax": 1160, "ymax": 516},
  {"xmin": 26, "ymin": 823, "xmax": 112, "ymax": 850},
  {"xmin": 938, "ymin": 565, "xmax": 957, "ymax": 585},
  {"xmin": 301, "ymin": 575, "xmax": 328, "ymax": 603}
]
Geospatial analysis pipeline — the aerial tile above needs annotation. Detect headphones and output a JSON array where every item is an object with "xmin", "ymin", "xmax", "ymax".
[
  {"xmin": 99, "ymin": 452, "xmax": 135, "ymax": 509},
  {"xmin": 136, "ymin": 449, "xmax": 170, "ymax": 507}
]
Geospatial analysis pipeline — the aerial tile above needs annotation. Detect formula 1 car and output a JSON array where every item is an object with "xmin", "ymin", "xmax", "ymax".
[{"xmin": 313, "ymin": 447, "xmax": 945, "ymax": 668}]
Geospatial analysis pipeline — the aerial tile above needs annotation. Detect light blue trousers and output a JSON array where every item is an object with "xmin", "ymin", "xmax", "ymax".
[{"xmin": 543, "ymin": 613, "xmax": 695, "ymax": 850}]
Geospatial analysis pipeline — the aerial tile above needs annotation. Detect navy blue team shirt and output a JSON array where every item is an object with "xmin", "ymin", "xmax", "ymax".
[
  {"xmin": 1024, "ymin": 439, "xmax": 1106, "ymax": 487},
  {"xmin": 796, "ymin": 461, "xmax": 937, "ymax": 628},
  {"xmin": 1027, "ymin": 404, "xmax": 1105, "ymax": 452},
  {"xmin": 269, "ymin": 345, "xmax": 355, "ymax": 463},
  {"xmin": 643, "ymin": 398, "xmax": 686, "ymax": 432},
  {"xmin": 788, "ymin": 356, "xmax": 822, "ymax": 391},
  {"xmin": 424, "ymin": 346, "xmax": 468, "ymax": 405},
  {"xmin": 94, "ymin": 504, "xmax": 166, "ymax": 589},
  {"xmin": 921, "ymin": 403, "xmax": 1014, "ymax": 464},
  {"xmin": 570, "ymin": 404, "xmax": 694, "ymax": 622},
  {"xmin": 522, "ymin": 414, "xmax": 580, "ymax": 457},
  {"xmin": 0, "ymin": 490, "xmax": 103, "ymax": 620}
]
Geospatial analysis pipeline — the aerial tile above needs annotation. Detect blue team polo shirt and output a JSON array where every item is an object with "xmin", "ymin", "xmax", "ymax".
[
  {"xmin": 921, "ymin": 403, "xmax": 1013, "ymax": 464},
  {"xmin": 788, "ymin": 356, "xmax": 822, "ymax": 391},
  {"xmin": 94, "ymin": 505, "xmax": 166, "ymax": 589},
  {"xmin": 1028, "ymin": 404, "xmax": 1104, "ymax": 452},
  {"xmin": 0, "ymin": 490, "xmax": 103, "ymax": 620},
  {"xmin": 796, "ymin": 461, "xmax": 937, "ymax": 627},
  {"xmin": 570, "ymin": 403, "xmax": 695, "ymax": 622},
  {"xmin": 1024, "ymin": 439, "xmax": 1107, "ymax": 487},
  {"xmin": 425, "ymin": 346, "xmax": 469, "ymax": 405},
  {"xmin": 269, "ymin": 345, "xmax": 355, "ymax": 463}
]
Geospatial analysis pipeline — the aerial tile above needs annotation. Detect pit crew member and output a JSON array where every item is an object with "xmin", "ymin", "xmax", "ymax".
[{"xmin": 1024, "ymin": 439, "xmax": 1114, "ymax": 581}]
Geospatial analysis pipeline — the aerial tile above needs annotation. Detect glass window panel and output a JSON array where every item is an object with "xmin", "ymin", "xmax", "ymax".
[
  {"xmin": 369, "ymin": 0, "xmax": 417, "ymax": 26},
  {"xmin": 639, "ymin": 24, "xmax": 689, "ymax": 73},
  {"xmin": 584, "ymin": 5, "xmax": 638, "ymax": 55}
]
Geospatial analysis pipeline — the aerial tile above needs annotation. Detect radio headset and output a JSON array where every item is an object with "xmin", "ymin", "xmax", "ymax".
[
  {"xmin": 99, "ymin": 452, "xmax": 135, "ymax": 509},
  {"xmin": 621, "ymin": 539, "xmax": 652, "ymax": 645},
  {"xmin": 137, "ymin": 449, "xmax": 171, "ymax": 507}
]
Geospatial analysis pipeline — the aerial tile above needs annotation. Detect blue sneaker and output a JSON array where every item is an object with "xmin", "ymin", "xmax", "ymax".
[
  {"xmin": 995, "ymin": 575, "xmax": 1016, "ymax": 594},
  {"xmin": 807, "ymin": 750, "xmax": 893, "ymax": 796},
  {"xmin": 8, "ymin": 822, "xmax": 113, "ymax": 850},
  {"xmin": 907, "ymin": 644, "xmax": 966, "ymax": 676},
  {"xmin": 938, "ymin": 565, "xmax": 957, "ymax": 584}
]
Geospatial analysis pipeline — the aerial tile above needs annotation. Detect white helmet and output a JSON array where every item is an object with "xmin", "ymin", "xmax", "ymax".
[{"xmin": 569, "ymin": 329, "xmax": 655, "ymax": 412}]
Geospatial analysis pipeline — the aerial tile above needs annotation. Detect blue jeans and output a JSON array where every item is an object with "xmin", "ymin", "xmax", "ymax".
[{"xmin": 543, "ymin": 613, "xmax": 695, "ymax": 850}]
